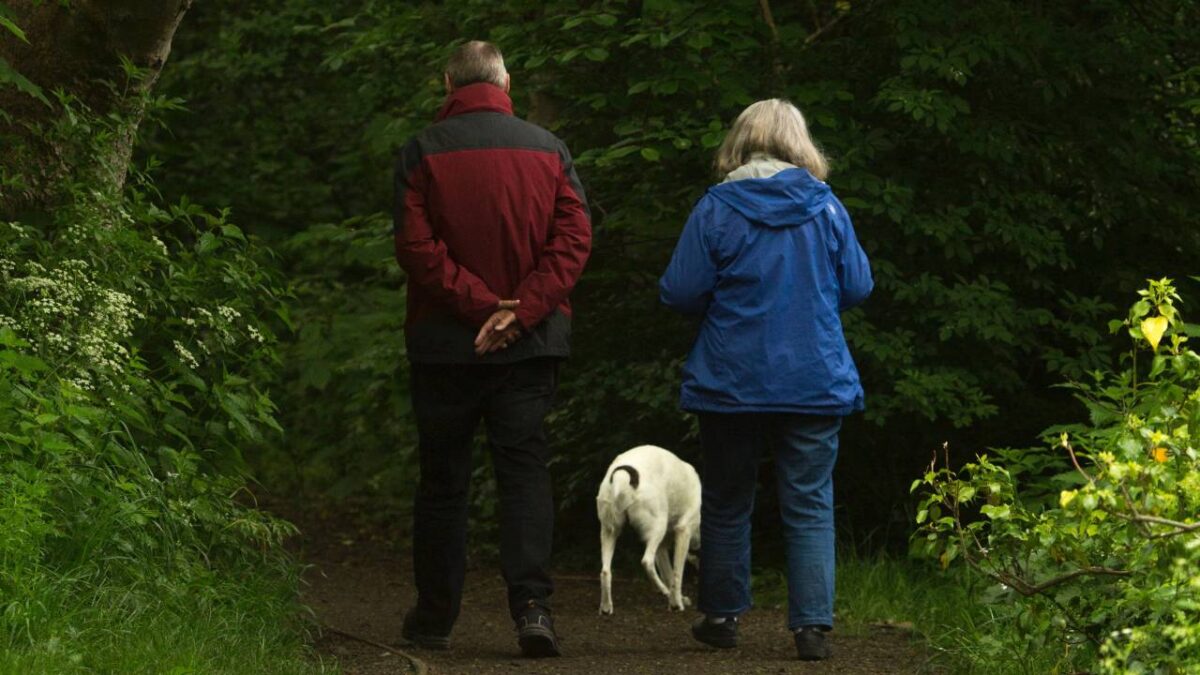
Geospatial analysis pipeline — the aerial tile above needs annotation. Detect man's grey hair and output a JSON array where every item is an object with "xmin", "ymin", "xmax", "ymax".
[{"xmin": 445, "ymin": 40, "xmax": 507, "ymax": 88}]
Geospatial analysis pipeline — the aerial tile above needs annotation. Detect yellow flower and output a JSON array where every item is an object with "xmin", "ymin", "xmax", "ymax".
[{"xmin": 1152, "ymin": 447, "xmax": 1168, "ymax": 463}]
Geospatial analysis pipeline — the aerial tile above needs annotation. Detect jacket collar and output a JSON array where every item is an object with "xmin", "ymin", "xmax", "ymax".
[
  {"xmin": 435, "ymin": 82, "xmax": 514, "ymax": 121},
  {"xmin": 722, "ymin": 153, "xmax": 799, "ymax": 183}
]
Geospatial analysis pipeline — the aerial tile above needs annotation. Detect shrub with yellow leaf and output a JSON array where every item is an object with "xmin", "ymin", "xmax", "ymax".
[{"xmin": 913, "ymin": 278, "xmax": 1200, "ymax": 673}]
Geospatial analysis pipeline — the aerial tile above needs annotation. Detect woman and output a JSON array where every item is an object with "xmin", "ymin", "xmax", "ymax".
[{"xmin": 659, "ymin": 99, "xmax": 872, "ymax": 662}]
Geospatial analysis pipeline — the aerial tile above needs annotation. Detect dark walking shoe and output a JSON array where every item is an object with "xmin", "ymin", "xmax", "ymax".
[
  {"xmin": 515, "ymin": 602, "xmax": 561, "ymax": 658},
  {"xmin": 794, "ymin": 626, "xmax": 831, "ymax": 661},
  {"xmin": 400, "ymin": 608, "xmax": 450, "ymax": 650},
  {"xmin": 691, "ymin": 615, "xmax": 738, "ymax": 649}
]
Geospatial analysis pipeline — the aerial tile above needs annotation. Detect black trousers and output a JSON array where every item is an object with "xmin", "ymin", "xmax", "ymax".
[{"xmin": 409, "ymin": 357, "xmax": 559, "ymax": 630}]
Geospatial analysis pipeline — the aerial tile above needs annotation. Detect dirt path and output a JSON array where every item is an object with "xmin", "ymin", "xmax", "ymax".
[{"xmin": 288, "ymin": 505, "xmax": 931, "ymax": 674}]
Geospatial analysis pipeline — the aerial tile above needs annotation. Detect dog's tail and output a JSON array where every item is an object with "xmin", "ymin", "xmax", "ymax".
[{"xmin": 608, "ymin": 465, "xmax": 640, "ymax": 508}]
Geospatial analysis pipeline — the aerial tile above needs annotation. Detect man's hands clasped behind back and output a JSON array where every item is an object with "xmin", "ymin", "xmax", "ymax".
[{"xmin": 475, "ymin": 300, "xmax": 522, "ymax": 355}]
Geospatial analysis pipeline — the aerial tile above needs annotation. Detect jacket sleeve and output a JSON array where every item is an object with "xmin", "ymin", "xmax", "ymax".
[
  {"xmin": 659, "ymin": 196, "xmax": 719, "ymax": 316},
  {"xmin": 830, "ymin": 198, "xmax": 873, "ymax": 310},
  {"xmin": 393, "ymin": 139, "xmax": 501, "ymax": 325},
  {"xmin": 511, "ymin": 142, "xmax": 593, "ymax": 330}
]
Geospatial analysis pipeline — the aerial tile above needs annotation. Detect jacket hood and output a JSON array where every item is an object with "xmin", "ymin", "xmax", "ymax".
[
  {"xmin": 435, "ymin": 82, "xmax": 514, "ymax": 121},
  {"xmin": 709, "ymin": 157, "xmax": 832, "ymax": 228}
]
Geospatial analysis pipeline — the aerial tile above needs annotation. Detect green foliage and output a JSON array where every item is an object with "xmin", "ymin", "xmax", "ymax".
[
  {"xmin": 0, "ymin": 97, "xmax": 318, "ymax": 670},
  {"xmin": 915, "ymin": 279, "xmax": 1200, "ymax": 671},
  {"xmin": 0, "ymin": 4, "xmax": 47, "ymax": 106},
  {"xmin": 265, "ymin": 214, "xmax": 413, "ymax": 496},
  {"xmin": 146, "ymin": 1, "xmax": 1200, "ymax": 536}
]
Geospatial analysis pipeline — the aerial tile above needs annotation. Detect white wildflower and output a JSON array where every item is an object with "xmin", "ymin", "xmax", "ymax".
[{"xmin": 173, "ymin": 340, "xmax": 200, "ymax": 369}]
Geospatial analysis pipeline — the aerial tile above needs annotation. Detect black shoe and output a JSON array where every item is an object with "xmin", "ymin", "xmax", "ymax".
[
  {"xmin": 401, "ymin": 608, "xmax": 451, "ymax": 650},
  {"xmin": 515, "ymin": 602, "xmax": 561, "ymax": 658},
  {"xmin": 794, "ymin": 626, "xmax": 831, "ymax": 661},
  {"xmin": 691, "ymin": 615, "xmax": 738, "ymax": 649}
]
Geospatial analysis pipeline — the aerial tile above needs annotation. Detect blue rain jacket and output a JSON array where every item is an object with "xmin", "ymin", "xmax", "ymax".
[{"xmin": 659, "ymin": 166, "xmax": 873, "ymax": 415}]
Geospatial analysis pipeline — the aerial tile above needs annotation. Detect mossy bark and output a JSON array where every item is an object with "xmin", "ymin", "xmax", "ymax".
[{"xmin": 0, "ymin": 0, "xmax": 192, "ymax": 217}]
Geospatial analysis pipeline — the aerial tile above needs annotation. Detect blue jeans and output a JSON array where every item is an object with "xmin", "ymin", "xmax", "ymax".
[{"xmin": 697, "ymin": 413, "xmax": 840, "ymax": 631}]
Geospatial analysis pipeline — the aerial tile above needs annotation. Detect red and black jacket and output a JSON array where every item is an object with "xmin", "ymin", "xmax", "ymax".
[{"xmin": 394, "ymin": 83, "xmax": 592, "ymax": 364}]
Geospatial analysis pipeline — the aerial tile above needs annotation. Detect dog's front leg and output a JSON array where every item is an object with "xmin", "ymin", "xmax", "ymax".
[{"xmin": 599, "ymin": 525, "xmax": 618, "ymax": 615}]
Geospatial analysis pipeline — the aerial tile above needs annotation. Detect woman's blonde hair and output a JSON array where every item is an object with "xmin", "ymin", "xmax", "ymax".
[{"xmin": 714, "ymin": 99, "xmax": 829, "ymax": 180}]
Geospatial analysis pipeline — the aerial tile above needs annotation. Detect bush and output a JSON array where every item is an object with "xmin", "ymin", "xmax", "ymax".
[
  {"xmin": 265, "ymin": 214, "xmax": 413, "ymax": 497},
  {"xmin": 0, "ymin": 98, "xmax": 318, "ymax": 672},
  {"xmin": 914, "ymin": 278, "xmax": 1200, "ymax": 671}
]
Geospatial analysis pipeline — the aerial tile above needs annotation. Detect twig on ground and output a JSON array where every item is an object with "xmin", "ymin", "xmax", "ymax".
[{"xmin": 322, "ymin": 624, "xmax": 429, "ymax": 675}]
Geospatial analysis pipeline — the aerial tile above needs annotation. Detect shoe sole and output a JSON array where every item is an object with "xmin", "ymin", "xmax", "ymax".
[
  {"xmin": 401, "ymin": 632, "xmax": 450, "ymax": 650},
  {"xmin": 518, "ymin": 626, "xmax": 561, "ymax": 658},
  {"xmin": 796, "ymin": 639, "xmax": 831, "ymax": 661},
  {"xmin": 691, "ymin": 627, "xmax": 737, "ymax": 649}
]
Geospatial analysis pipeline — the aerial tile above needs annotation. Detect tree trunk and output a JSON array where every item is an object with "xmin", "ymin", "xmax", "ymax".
[{"xmin": 0, "ymin": 0, "xmax": 192, "ymax": 216}]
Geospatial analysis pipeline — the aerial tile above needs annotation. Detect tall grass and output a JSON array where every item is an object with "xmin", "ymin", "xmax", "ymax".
[
  {"xmin": 754, "ymin": 552, "xmax": 1069, "ymax": 674},
  {"xmin": 0, "ymin": 559, "xmax": 330, "ymax": 674}
]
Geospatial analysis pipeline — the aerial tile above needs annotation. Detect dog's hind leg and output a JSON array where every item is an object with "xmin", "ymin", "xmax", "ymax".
[
  {"xmin": 669, "ymin": 525, "xmax": 693, "ymax": 610},
  {"xmin": 654, "ymin": 545, "xmax": 674, "ymax": 597},
  {"xmin": 599, "ymin": 524, "xmax": 619, "ymax": 615},
  {"xmin": 639, "ymin": 523, "xmax": 673, "ymax": 599}
]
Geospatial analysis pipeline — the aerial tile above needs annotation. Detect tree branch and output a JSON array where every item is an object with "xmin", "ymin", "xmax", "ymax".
[
  {"xmin": 804, "ymin": 0, "xmax": 886, "ymax": 47},
  {"xmin": 756, "ymin": 0, "xmax": 785, "ymax": 89},
  {"xmin": 1115, "ymin": 512, "xmax": 1200, "ymax": 540}
]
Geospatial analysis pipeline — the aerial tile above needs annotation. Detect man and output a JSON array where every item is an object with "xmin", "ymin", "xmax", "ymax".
[{"xmin": 393, "ymin": 40, "xmax": 591, "ymax": 658}]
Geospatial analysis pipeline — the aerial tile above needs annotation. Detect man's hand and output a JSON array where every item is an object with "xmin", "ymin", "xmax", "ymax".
[{"xmin": 475, "ymin": 308, "xmax": 522, "ymax": 355}]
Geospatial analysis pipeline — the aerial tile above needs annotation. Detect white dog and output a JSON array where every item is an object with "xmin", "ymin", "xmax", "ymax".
[{"xmin": 596, "ymin": 445, "xmax": 701, "ymax": 614}]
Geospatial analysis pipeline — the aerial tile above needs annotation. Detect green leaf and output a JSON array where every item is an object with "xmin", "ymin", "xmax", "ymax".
[
  {"xmin": 628, "ymin": 80, "xmax": 652, "ymax": 95},
  {"xmin": 1148, "ymin": 355, "xmax": 1166, "ymax": 379},
  {"xmin": 0, "ymin": 57, "xmax": 48, "ymax": 105},
  {"xmin": 0, "ymin": 349, "xmax": 48, "ymax": 375},
  {"xmin": 196, "ymin": 232, "xmax": 220, "ymax": 253},
  {"xmin": 980, "ymin": 504, "xmax": 1011, "ymax": 519},
  {"xmin": 220, "ymin": 224, "xmax": 246, "ymax": 241},
  {"xmin": 584, "ymin": 47, "xmax": 609, "ymax": 62},
  {"xmin": 0, "ymin": 16, "xmax": 27, "ymax": 42},
  {"xmin": 640, "ymin": 147, "xmax": 661, "ymax": 162}
]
